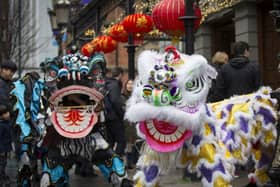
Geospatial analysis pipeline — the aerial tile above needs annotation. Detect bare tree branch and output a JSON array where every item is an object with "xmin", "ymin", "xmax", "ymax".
[{"xmin": 1, "ymin": 0, "xmax": 45, "ymax": 73}]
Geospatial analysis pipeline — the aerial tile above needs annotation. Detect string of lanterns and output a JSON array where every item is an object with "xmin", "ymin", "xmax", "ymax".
[{"xmin": 81, "ymin": 0, "xmax": 239, "ymax": 56}]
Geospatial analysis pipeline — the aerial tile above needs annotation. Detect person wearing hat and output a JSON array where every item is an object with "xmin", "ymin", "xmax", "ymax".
[{"xmin": 0, "ymin": 60, "xmax": 17, "ymax": 109}]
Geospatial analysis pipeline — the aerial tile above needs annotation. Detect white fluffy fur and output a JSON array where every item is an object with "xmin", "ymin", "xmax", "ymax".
[
  {"xmin": 125, "ymin": 102, "xmax": 207, "ymax": 131},
  {"xmin": 137, "ymin": 50, "xmax": 163, "ymax": 85},
  {"xmin": 126, "ymin": 50, "xmax": 217, "ymax": 132}
]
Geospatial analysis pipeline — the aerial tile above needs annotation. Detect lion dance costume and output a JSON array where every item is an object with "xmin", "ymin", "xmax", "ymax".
[
  {"xmin": 125, "ymin": 47, "xmax": 278, "ymax": 187},
  {"xmin": 10, "ymin": 47, "xmax": 132, "ymax": 187}
]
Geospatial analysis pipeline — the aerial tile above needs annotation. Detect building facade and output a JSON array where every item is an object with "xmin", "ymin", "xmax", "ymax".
[
  {"xmin": 0, "ymin": 0, "xmax": 57, "ymax": 77},
  {"xmin": 68, "ymin": 0, "xmax": 280, "ymax": 88},
  {"xmin": 195, "ymin": 0, "xmax": 280, "ymax": 88}
]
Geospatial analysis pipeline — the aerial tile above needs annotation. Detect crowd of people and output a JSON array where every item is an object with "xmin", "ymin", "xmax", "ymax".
[
  {"xmin": 208, "ymin": 41, "xmax": 261, "ymax": 102},
  {"xmin": 0, "ymin": 41, "xmax": 267, "ymax": 186}
]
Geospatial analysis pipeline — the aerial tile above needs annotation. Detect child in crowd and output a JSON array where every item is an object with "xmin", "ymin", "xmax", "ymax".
[{"xmin": 0, "ymin": 104, "xmax": 12, "ymax": 186}]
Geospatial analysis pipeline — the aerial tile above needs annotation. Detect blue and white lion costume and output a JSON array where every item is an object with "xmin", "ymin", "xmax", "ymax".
[{"xmin": 10, "ymin": 49, "xmax": 133, "ymax": 187}]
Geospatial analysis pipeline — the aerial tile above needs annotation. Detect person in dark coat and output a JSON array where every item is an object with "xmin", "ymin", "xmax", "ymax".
[
  {"xmin": 207, "ymin": 51, "xmax": 228, "ymax": 102},
  {"xmin": 104, "ymin": 67, "xmax": 126, "ymax": 156},
  {"xmin": 0, "ymin": 105, "xmax": 13, "ymax": 185},
  {"xmin": 122, "ymin": 79, "xmax": 140, "ymax": 169},
  {"xmin": 0, "ymin": 60, "xmax": 17, "ymax": 109},
  {"xmin": 210, "ymin": 41, "xmax": 261, "ymax": 102}
]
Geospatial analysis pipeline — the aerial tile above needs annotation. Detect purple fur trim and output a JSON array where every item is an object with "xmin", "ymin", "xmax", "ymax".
[
  {"xmin": 205, "ymin": 105, "xmax": 211, "ymax": 117},
  {"xmin": 221, "ymin": 123, "xmax": 227, "ymax": 130},
  {"xmin": 240, "ymin": 116, "xmax": 249, "ymax": 133},
  {"xmin": 199, "ymin": 160, "xmax": 226, "ymax": 182},
  {"xmin": 258, "ymin": 153, "xmax": 271, "ymax": 168},
  {"xmin": 255, "ymin": 95, "xmax": 262, "ymax": 100},
  {"xmin": 208, "ymin": 123, "xmax": 216, "ymax": 136},
  {"xmin": 226, "ymin": 104, "xmax": 234, "ymax": 111},
  {"xmin": 223, "ymin": 130, "xmax": 235, "ymax": 144},
  {"xmin": 192, "ymin": 135, "xmax": 202, "ymax": 147},
  {"xmin": 257, "ymin": 107, "xmax": 276, "ymax": 125},
  {"xmin": 144, "ymin": 165, "xmax": 159, "ymax": 183},
  {"xmin": 221, "ymin": 111, "xmax": 226, "ymax": 119}
]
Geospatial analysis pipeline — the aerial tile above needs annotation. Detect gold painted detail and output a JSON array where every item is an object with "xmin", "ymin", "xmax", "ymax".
[
  {"xmin": 213, "ymin": 176, "xmax": 231, "ymax": 187},
  {"xmin": 200, "ymin": 0, "xmax": 241, "ymax": 22}
]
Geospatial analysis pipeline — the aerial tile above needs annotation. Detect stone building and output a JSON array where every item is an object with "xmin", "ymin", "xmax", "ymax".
[
  {"xmin": 196, "ymin": 0, "xmax": 280, "ymax": 88},
  {"xmin": 69, "ymin": 0, "xmax": 280, "ymax": 87}
]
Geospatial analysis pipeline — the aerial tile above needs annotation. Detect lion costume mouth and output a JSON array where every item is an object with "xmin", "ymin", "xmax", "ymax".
[
  {"xmin": 139, "ymin": 119, "xmax": 192, "ymax": 152},
  {"xmin": 49, "ymin": 85, "xmax": 103, "ymax": 138}
]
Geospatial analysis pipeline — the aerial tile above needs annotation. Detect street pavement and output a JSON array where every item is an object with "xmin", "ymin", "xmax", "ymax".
[{"xmin": 5, "ymin": 157, "xmax": 249, "ymax": 187}]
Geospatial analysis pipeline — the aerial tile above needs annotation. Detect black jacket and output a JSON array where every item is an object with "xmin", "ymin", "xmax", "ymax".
[
  {"xmin": 104, "ymin": 78, "xmax": 125, "ymax": 121},
  {"xmin": 0, "ymin": 76, "xmax": 13, "ymax": 108},
  {"xmin": 0, "ymin": 119, "xmax": 12, "ymax": 153},
  {"xmin": 210, "ymin": 56, "xmax": 261, "ymax": 102},
  {"xmin": 207, "ymin": 63, "xmax": 224, "ymax": 102}
]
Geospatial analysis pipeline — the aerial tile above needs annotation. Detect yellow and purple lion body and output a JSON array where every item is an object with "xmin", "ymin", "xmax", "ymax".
[{"xmin": 126, "ymin": 47, "xmax": 278, "ymax": 187}]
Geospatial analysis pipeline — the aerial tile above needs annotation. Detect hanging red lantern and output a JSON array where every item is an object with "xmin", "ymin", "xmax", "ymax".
[
  {"xmin": 152, "ymin": 0, "xmax": 202, "ymax": 37},
  {"xmin": 122, "ymin": 14, "xmax": 153, "ymax": 34},
  {"xmin": 91, "ymin": 35, "xmax": 117, "ymax": 54},
  {"xmin": 108, "ymin": 24, "xmax": 128, "ymax": 42},
  {"xmin": 81, "ymin": 43, "xmax": 94, "ymax": 57},
  {"xmin": 90, "ymin": 37, "xmax": 101, "ymax": 52}
]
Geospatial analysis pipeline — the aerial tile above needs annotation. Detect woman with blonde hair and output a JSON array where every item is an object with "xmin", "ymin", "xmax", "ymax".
[
  {"xmin": 207, "ymin": 51, "xmax": 229, "ymax": 102},
  {"xmin": 212, "ymin": 51, "xmax": 228, "ymax": 66}
]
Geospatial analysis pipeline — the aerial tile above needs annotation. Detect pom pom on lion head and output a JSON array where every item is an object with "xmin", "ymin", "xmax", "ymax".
[{"xmin": 125, "ymin": 47, "xmax": 217, "ymax": 152}]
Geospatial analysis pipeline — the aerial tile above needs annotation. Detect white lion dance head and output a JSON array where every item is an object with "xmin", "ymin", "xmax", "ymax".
[{"xmin": 126, "ymin": 46, "xmax": 217, "ymax": 152}]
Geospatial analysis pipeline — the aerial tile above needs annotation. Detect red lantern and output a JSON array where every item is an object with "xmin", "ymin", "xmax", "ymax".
[
  {"xmin": 122, "ymin": 14, "xmax": 153, "ymax": 34},
  {"xmin": 91, "ymin": 35, "xmax": 117, "ymax": 54},
  {"xmin": 108, "ymin": 24, "xmax": 128, "ymax": 42},
  {"xmin": 90, "ymin": 38, "xmax": 101, "ymax": 52},
  {"xmin": 152, "ymin": 0, "xmax": 202, "ymax": 37},
  {"xmin": 81, "ymin": 43, "xmax": 94, "ymax": 57}
]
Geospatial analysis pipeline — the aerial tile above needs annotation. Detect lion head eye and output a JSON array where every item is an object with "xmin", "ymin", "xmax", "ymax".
[
  {"xmin": 185, "ymin": 81, "xmax": 194, "ymax": 89},
  {"xmin": 80, "ymin": 66, "xmax": 89, "ymax": 75},
  {"xmin": 58, "ymin": 68, "xmax": 69, "ymax": 79}
]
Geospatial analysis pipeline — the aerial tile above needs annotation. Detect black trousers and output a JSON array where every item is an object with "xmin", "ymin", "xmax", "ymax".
[
  {"xmin": 106, "ymin": 120, "xmax": 126, "ymax": 157},
  {"xmin": 0, "ymin": 152, "xmax": 7, "ymax": 178}
]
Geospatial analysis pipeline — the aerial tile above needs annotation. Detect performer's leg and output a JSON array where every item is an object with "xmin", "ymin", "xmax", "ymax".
[
  {"xmin": 248, "ymin": 144, "xmax": 274, "ymax": 186},
  {"xmin": 92, "ymin": 132, "xmax": 133, "ymax": 187},
  {"xmin": 196, "ymin": 142, "xmax": 233, "ymax": 187},
  {"xmin": 183, "ymin": 133, "xmax": 234, "ymax": 187},
  {"xmin": 133, "ymin": 144, "xmax": 162, "ymax": 187},
  {"xmin": 17, "ymin": 144, "xmax": 32, "ymax": 187},
  {"xmin": 40, "ymin": 159, "xmax": 69, "ymax": 187},
  {"xmin": 40, "ymin": 147, "xmax": 69, "ymax": 187}
]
